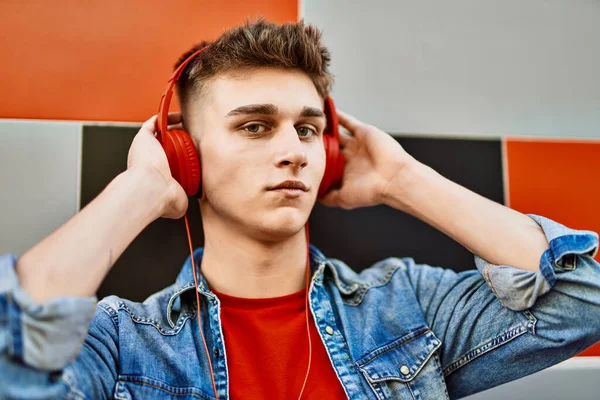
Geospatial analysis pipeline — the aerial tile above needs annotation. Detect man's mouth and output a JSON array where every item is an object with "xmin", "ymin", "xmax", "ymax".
[{"xmin": 267, "ymin": 180, "xmax": 309, "ymax": 197}]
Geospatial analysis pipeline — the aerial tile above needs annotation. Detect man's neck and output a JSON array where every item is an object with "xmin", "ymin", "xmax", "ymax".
[{"xmin": 199, "ymin": 219, "xmax": 308, "ymax": 299}]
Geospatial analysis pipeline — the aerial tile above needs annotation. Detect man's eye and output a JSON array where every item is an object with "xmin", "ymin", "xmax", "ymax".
[
  {"xmin": 244, "ymin": 124, "xmax": 267, "ymax": 134},
  {"xmin": 297, "ymin": 126, "xmax": 316, "ymax": 138}
]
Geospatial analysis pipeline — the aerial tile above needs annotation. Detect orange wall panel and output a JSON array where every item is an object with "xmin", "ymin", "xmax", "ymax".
[
  {"xmin": 506, "ymin": 139, "xmax": 600, "ymax": 356},
  {"xmin": 0, "ymin": 0, "xmax": 297, "ymax": 122}
]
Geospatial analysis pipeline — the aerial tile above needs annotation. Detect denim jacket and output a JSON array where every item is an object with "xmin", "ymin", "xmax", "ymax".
[{"xmin": 1, "ymin": 214, "xmax": 600, "ymax": 399}]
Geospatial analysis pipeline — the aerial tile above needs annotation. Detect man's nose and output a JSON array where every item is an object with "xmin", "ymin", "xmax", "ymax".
[{"xmin": 274, "ymin": 125, "xmax": 308, "ymax": 169}]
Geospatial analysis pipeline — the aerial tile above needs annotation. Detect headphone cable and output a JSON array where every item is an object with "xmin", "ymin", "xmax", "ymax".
[
  {"xmin": 185, "ymin": 215, "xmax": 313, "ymax": 400},
  {"xmin": 185, "ymin": 214, "xmax": 219, "ymax": 400}
]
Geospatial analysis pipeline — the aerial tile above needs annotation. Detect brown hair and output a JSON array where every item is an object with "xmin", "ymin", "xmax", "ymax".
[{"xmin": 175, "ymin": 19, "xmax": 333, "ymax": 112}]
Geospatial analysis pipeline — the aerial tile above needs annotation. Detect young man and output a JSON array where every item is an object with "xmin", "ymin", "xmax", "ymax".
[{"xmin": 1, "ymin": 20, "xmax": 599, "ymax": 399}]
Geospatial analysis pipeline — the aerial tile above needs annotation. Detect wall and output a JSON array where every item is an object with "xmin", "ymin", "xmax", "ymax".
[
  {"xmin": 302, "ymin": 0, "xmax": 600, "ymax": 138},
  {"xmin": 0, "ymin": 0, "xmax": 297, "ymax": 121},
  {"xmin": 1, "ymin": 0, "xmax": 599, "ymax": 398}
]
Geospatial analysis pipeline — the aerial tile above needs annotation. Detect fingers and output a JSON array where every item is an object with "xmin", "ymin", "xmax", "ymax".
[
  {"xmin": 141, "ymin": 115, "xmax": 158, "ymax": 135},
  {"xmin": 167, "ymin": 112, "xmax": 182, "ymax": 125},
  {"xmin": 338, "ymin": 130, "xmax": 352, "ymax": 147},
  {"xmin": 168, "ymin": 123, "xmax": 184, "ymax": 130},
  {"xmin": 141, "ymin": 113, "xmax": 184, "ymax": 137},
  {"xmin": 318, "ymin": 189, "xmax": 341, "ymax": 208},
  {"xmin": 167, "ymin": 112, "xmax": 184, "ymax": 130},
  {"xmin": 337, "ymin": 110, "xmax": 365, "ymax": 134}
]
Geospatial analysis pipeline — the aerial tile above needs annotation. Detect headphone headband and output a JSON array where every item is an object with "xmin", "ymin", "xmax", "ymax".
[
  {"xmin": 156, "ymin": 46, "xmax": 209, "ymax": 141},
  {"xmin": 154, "ymin": 45, "xmax": 344, "ymax": 200}
]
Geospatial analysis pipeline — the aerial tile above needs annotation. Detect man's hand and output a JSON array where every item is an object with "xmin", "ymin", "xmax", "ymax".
[
  {"xmin": 320, "ymin": 111, "xmax": 417, "ymax": 209},
  {"xmin": 16, "ymin": 113, "xmax": 191, "ymax": 303},
  {"xmin": 127, "ymin": 113, "xmax": 189, "ymax": 219},
  {"xmin": 321, "ymin": 111, "xmax": 547, "ymax": 272}
]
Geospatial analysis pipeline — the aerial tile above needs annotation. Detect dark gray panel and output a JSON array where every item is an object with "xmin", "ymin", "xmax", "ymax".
[
  {"xmin": 81, "ymin": 125, "xmax": 204, "ymax": 302},
  {"xmin": 308, "ymin": 136, "xmax": 504, "ymax": 272}
]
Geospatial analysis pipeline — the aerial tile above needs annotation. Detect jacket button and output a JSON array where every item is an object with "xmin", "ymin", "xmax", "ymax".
[
  {"xmin": 400, "ymin": 365, "xmax": 410, "ymax": 375},
  {"xmin": 325, "ymin": 326, "xmax": 334, "ymax": 335}
]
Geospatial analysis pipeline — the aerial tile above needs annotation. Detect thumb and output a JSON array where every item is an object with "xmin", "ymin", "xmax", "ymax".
[{"xmin": 318, "ymin": 189, "xmax": 342, "ymax": 208}]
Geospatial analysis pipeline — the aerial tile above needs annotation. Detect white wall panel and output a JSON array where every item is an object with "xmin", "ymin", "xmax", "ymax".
[
  {"xmin": 304, "ymin": 0, "xmax": 600, "ymax": 138},
  {"xmin": 0, "ymin": 120, "xmax": 81, "ymax": 256}
]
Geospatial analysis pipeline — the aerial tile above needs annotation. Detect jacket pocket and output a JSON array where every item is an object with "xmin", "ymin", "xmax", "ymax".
[{"xmin": 357, "ymin": 327, "xmax": 447, "ymax": 399}]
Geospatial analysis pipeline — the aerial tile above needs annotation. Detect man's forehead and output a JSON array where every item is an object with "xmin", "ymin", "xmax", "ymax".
[{"xmin": 206, "ymin": 68, "xmax": 324, "ymax": 114}]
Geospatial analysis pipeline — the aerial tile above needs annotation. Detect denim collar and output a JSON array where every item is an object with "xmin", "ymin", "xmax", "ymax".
[{"xmin": 165, "ymin": 245, "xmax": 330, "ymax": 327}]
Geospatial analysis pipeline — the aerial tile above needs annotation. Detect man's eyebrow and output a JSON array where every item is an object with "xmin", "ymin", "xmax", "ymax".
[
  {"xmin": 225, "ymin": 104, "xmax": 326, "ymax": 119},
  {"xmin": 300, "ymin": 106, "xmax": 326, "ymax": 118},
  {"xmin": 226, "ymin": 104, "xmax": 278, "ymax": 117}
]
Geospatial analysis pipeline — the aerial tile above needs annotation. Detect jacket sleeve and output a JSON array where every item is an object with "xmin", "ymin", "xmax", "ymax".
[
  {"xmin": 0, "ymin": 254, "xmax": 119, "ymax": 399},
  {"xmin": 404, "ymin": 214, "xmax": 600, "ymax": 399}
]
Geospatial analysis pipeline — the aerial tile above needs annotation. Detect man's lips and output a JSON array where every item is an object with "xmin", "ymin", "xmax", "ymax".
[{"xmin": 267, "ymin": 180, "xmax": 309, "ymax": 192}]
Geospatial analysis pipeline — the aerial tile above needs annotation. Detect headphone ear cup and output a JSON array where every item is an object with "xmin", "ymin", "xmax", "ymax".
[
  {"xmin": 161, "ymin": 129, "xmax": 202, "ymax": 197},
  {"xmin": 318, "ymin": 135, "xmax": 337, "ymax": 198},
  {"xmin": 318, "ymin": 97, "xmax": 345, "ymax": 198}
]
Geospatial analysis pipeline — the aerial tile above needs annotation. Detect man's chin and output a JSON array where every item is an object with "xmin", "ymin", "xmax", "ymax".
[{"xmin": 254, "ymin": 209, "xmax": 310, "ymax": 239}]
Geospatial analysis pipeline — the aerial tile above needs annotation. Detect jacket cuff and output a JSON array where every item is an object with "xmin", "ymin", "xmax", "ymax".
[
  {"xmin": 0, "ymin": 254, "xmax": 97, "ymax": 371},
  {"xmin": 474, "ymin": 214, "xmax": 599, "ymax": 311}
]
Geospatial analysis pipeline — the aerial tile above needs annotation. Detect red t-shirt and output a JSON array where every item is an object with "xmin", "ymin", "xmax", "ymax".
[{"xmin": 214, "ymin": 288, "xmax": 348, "ymax": 399}]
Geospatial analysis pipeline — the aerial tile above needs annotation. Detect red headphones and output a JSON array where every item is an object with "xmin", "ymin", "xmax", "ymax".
[{"xmin": 155, "ymin": 47, "xmax": 345, "ymax": 199}]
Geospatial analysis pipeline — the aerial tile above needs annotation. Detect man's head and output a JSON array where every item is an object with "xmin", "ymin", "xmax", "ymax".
[{"xmin": 175, "ymin": 20, "xmax": 334, "ymax": 242}]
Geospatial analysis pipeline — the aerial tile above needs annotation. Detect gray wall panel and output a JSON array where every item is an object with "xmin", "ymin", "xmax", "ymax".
[
  {"xmin": 303, "ymin": 0, "xmax": 600, "ymax": 138},
  {"xmin": 0, "ymin": 120, "xmax": 81, "ymax": 256}
]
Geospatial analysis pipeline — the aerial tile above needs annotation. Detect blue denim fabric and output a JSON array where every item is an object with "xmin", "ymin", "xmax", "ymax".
[{"xmin": 1, "ymin": 214, "xmax": 599, "ymax": 399}]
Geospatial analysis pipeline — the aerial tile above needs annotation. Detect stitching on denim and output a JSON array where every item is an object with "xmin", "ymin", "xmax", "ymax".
[
  {"xmin": 98, "ymin": 303, "xmax": 119, "ymax": 333},
  {"xmin": 60, "ymin": 376, "xmax": 86, "ymax": 400},
  {"xmin": 443, "ymin": 323, "xmax": 528, "ymax": 377},
  {"xmin": 345, "ymin": 262, "xmax": 404, "ymax": 306},
  {"xmin": 365, "ymin": 379, "xmax": 387, "ymax": 400},
  {"xmin": 406, "ymin": 380, "xmax": 417, "ymax": 399},
  {"xmin": 362, "ymin": 376, "xmax": 378, "ymax": 399},
  {"xmin": 117, "ymin": 301, "xmax": 194, "ymax": 335},
  {"xmin": 483, "ymin": 265, "xmax": 506, "ymax": 308},
  {"xmin": 128, "ymin": 381, "xmax": 207, "ymax": 399},
  {"xmin": 118, "ymin": 376, "xmax": 211, "ymax": 399},
  {"xmin": 433, "ymin": 354, "xmax": 450, "ymax": 400},
  {"xmin": 357, "ymin": 327, "xmax": 430, "ymax": 367},
  {"xmin": 322, "ymin": 261, "xmax": 358, "ymax": 294},
  {"xmin": 362, "ymin": 340, "xmax": 441, "ymax": 384},
  {"xmin": 523, "ymin": 309, "xmax": 538, "ymax": 336},
  {"xmin": 166, "ymin": 283, "xmax": 196, "ymax": 328}
]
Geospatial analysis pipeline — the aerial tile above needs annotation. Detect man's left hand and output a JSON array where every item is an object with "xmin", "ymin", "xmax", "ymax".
[{"xmin": 319, "ymin": 110, "xmax": 417, "ymax": 209}]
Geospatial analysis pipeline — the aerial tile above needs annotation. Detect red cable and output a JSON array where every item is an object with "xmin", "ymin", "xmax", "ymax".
[
  {"xmin": 185, "ymin": 214, "xmax": 219, "ymax": 400},
  {"xmin": 297, "ymin": 225, "xmax": 313, "ymax": 399}
]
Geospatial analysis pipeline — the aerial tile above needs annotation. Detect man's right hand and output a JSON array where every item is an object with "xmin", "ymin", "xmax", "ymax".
[
  {"xmin": 127, "ymin": 113, "xmax": 189, "ymax": 219},
  {"xmin": 15, "ymin": 113, "xmax": 193, "ymax": 303}
]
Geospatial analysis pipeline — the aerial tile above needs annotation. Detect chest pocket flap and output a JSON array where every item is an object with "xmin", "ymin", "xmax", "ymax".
[{"xmin": 356, "ymin": 327, "xmax": 442, "ymax": 383}]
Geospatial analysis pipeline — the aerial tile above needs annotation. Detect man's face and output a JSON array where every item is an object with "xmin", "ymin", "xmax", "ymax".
[{"xmin": 187, "ymin": 68, "xmax": 327, "ymax": 241}]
